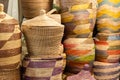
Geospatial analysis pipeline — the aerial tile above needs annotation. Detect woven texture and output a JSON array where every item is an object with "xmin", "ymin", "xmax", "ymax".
[
  {"xmin": 63, "ymin": 38, "xmax": 95, "ymax": 73},
  {"xmin": 93, "ymin": 61, "xmax": 120, "ymax": 80},
  {"xmin": 21, "ymin": 0, "xmax": 53, "ymax": 19},
  {"xmin": 97, "ymin": 0, "xmax": 120, "ymax": 33},
  {"xmin": 0, "ymin": 5, "xmax": 21, "ymax": 70},
  {"xmin": 22, "ymin": 10, "xmax": 64, "ymax": 55},
  {"xmin": 0, "ymin": 69, "xmax": 20, "ymax": 80},
  {"xmin": 60, "ymin": 0, "xmax": 97, "ymax": 38},
  {"xmin": 94, "ymin": 33, "xmax": 120, "ymax": 63},
  {"xmin": 22, "ymin": 53, "xmax": 66, "ymax": 80}
]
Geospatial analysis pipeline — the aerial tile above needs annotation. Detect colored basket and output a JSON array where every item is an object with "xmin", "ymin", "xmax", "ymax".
[
  {"xmin": 0, "ymin": 69, "xmax": 20, "ymax": 80},
  {"xmin": 60, "ymin": 0, "xmax": 97, "ymax": 38},
  {"xmin": 0, "ymin": 4, "xmax": 21, "ymax": 70},
  {"xmin": 94, "ymin": 33, "xmax": 120, "ymax": 63},
  {"xmin": 93, "ymin": 61, "xmax": 120, "ymax": 80},
  {"xmin": 97, "ymin": 0, "xmax": 120, "ymax": 33},
  {"xmin": 63, "ymin": 38, "xmax": 95, "ymax": 73},
  {"xmin": 22, "ymin": 53, "xmax": 66, "ymax": 80},
  {"xmin": 20, "ymin": 0, "xmax": 53, "ymax": 19}
]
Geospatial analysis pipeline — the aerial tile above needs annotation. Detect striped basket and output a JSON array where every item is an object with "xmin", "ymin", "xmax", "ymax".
[
  {"xmin": 93, "ymin": 61, "xmax": 120, "ymax": 80},
  {"xmin": 22, "ymin": 53, "xmax": 66, "ymax": 80},
  {"xmin": 60, "ymin": 0, "xmax": 97, "ymax": 38},
  {"xmin": 63, "ymin": 38, "xmax": 95, "ymax": 73},
  {"xmin": 97, "ymin": 0, "xmax": 120, "ymax": 33},
  {"xmin": 94, "ymin": 33, "xmax": 120, "ymax": 63},
  {"xmin": 0, "ymin": 69, "xmax": 20, "ymax": 80},
  {"xmin": 0, "ymin": 4, "xmax": 21, "ymax": 70},
  {"xmin": 22, "ymin": 10, "xmax": 64, "ymax": 55}
]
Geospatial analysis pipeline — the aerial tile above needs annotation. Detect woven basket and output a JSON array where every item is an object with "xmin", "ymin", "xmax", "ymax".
[
  {"xmin": 20, "ymin": 0, "xmax": 53, "ymax": 19},
  {"xmin": 0, "ymin": 69, "xmax": 20, "ymax": 80},
  {"xmin": 60, "ymin": 0, "xmax": 97, "ymax": 38},
  {"xmin": 0, "ymin": 4, "xmax": 21, "ymax": 69},
  {"xmin": 94, "ymin": 33, "xmax": 120, "ymax": 63},
  {"xmin": 97, "ymin": 0, "xmax": 120, "ymax": 33},
  {"xmin": 22, "ymin": 10, "xmax": 64, "ymax": 55},
  {"xmin": 22, "ymin": 53, "xmax": 66, "ymax": 80},
  {"xmin": 63, "ymin": 38, "xmax": 95, "ymax": 73},
  {"xmin": 93, "ymin": 61, "xmax": 120, "ymax": 80}
]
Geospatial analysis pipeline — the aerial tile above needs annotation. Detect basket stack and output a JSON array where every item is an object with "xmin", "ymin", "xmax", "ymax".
[
  {"xmin": 21, "ymin": 10, "xmax": 66, "ymax": 80},
  {"xmin": 60, "ymin": 0, "xmax": 97, "ymax": 75},
  {"xmin": 94, "ymin": 0, "xmax": 120, "ymax": 80},
  {"xmin": 0, "ymin": 3, "xmax": 21, "ymax": 80}
]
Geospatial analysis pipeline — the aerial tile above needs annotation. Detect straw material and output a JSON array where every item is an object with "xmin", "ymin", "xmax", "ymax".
[
  {"xmin": 21, "ymin": 0, "xmax": 53, "ymax": 19},
  {"xmin": 22, "ymin": 10, "xmax": 64, "ymax": 55},
  {"xmin": 93, "ymin": 61, "xmax": 120, "ymax": 80},
  {"xmin": 63, "ymin": 38, "xmax": 95, "ymax": 73},
  {"xmin": 0, "ymin": 69, "xmax": 20, "ymax": 80},
  {"xmin": 22, "ymin": 53, "xmax": 66, "ymax": 80},
  {"xmin": 94, "ymin": 33, "xmax": 120, "ymax": 63},
  {"xmin": 0, "ymin": 4, "xmax": 21, "ymax": 70},
  {"xmin": 60, "ymin": 0, "xmax": 97, "ymax": 38},
  {"xmin": 97, "ymin": 0, "xmax": 120, "ymax": 33}
]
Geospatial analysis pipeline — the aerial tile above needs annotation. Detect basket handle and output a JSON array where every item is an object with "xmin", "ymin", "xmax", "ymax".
[{"xmin": 47, "ymin": 9, "xmax": 57, "ymax": 15}]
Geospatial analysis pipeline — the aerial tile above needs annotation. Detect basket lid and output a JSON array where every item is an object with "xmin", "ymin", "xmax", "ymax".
[
  {"xmin": 0, "ymin": 3, "xmax": 18, "ymax": 24},
  {"xmin": 22, "ymin": 9, "xmax": 64, "ymax": 27}
]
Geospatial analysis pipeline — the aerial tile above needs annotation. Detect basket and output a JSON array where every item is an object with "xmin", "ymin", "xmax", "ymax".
[
  {"xmin": 20, "ymin": 0, "xmax": 53, "ymax": 19},
  {"xmin": 22, "ymin": 53, "xmax": 66, "ymax": 80},
  {"xmin": 60, "ymin": 0, "xmax": 97, "ymax": 38},
  {"xmin": 97, "ymin": 0, "xmax": 120, "ymax": 33},
  {"xmin": 94, "ymin": 33, "xmax": 120, "ymax": 63},
  {"xmin": 0, "ymin": 3, "xmax": 21, "ymax": 69},
  {"xmin": 93, "ymin": 61, "xmax": 120, "ymax": 80}
]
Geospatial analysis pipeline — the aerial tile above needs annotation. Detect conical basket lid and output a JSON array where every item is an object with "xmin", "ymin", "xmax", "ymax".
[{"xmin": 22, "ymin": 10, "xmax": 64, "ymax": 27}]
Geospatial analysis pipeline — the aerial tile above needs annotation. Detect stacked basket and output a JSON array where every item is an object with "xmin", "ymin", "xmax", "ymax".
[
  {"xmin": 21, "ymin": 10, "xmax": 66, "ymax": 80},
  {"xmin": 60, "ymin": 0, "xmax": 97, "ymax": 74},
  {"xmin": 0, "ymin": 4, "xmax": 21, "ymax": 80},
  {"xmin": 94, "ymin": 0, "xmax": 120, "ymax": 80}
]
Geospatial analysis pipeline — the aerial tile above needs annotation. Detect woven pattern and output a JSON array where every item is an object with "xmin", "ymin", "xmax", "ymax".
[
  {"xmin": 94, "ymin": 33, "xmax": 120, "ymax": 63},
  {"xmin": 97, "ymin": 0, "xmax": 120, "ymax": 33},
  {"xmin": 23, "ymin": 54, "xmax": 65, "ymax": 80},
  {"xmin": 0, "ymin": 69, "xmax": 20, "ymax": 80},
  {"xmin": 93, "ymin": 61, "xmax": 120, "ymax": 80},
  {"xmin": 0, "ymin": 8, "xmax": 21, "ymax": 69},
  {"xmin": 21, "ymin": 0, "xmax": 53, "ymax": 19},
  {"xmin": 64, "ymin": 38, "xmax": 95, "ymax": 73},
  {"xmin": 60, "ymin": 0, "xmax": 97, "ymax": 38}
]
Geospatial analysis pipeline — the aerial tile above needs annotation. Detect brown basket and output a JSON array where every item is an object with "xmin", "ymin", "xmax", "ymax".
[
  {"xmin": 21, "ymin": 0, "xmax": 53, "ymax": 19},
  {"xmin": 0, "ymin": 3, "xmax": 21, "ymax": 70},
  {"xmin": 0, "ymin": 69, "xmax": 20, "ymax": 80}
]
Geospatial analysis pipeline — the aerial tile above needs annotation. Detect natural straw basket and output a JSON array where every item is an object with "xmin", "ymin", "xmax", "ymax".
[
  {"xmin": 20, "ymin": 0, "xmax": 53, "ymax": 19},
  {"xmin": 22, "ymin": 10, "xmax": 64, "ymax": 55},
  {"xmin": 0, "ymin": 3, "xmax": 21, "ymax": 69}
]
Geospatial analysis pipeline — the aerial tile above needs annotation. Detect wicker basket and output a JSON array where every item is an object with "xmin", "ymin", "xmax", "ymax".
[
  {"xmin": 22, "ymin": 10, "xmax": 64, "ymax": 55},
  {"xmin": 97, "ymin": 0, "xmax": 120, "ymax": 33},
  {"xmin": 0, "ymin": 69, "xmax": 20, "ymax": 80},
  {"xmin": 60, "ymin": 0, "xmax": 97, "ymax": 38},
  {"xmin": 22, "ymin": 53, "xmax": 66, "ymax": 80},
  {"xmin": 94, "ymin": 33, "xmax": 120, "ymax": 63},
  {"xmin": 0, "ymin": 3, "xmax": 21, "ymax": 69},
  {"xmin": 20, "ymin": 0, "xmax": 53, "ymax": 19},
  {"xmin": 63, "ymin": 38, "xmax": 95, "ymax": 73},
  {"xmin": 93, "ymin": 61, "xmax": 120, "ymax": 80}
]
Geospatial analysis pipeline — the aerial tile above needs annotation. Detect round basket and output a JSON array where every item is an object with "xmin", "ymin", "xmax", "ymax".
[{"xmin": 21, "ymin": 0, "xmax": 53, "ymax": 19}]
